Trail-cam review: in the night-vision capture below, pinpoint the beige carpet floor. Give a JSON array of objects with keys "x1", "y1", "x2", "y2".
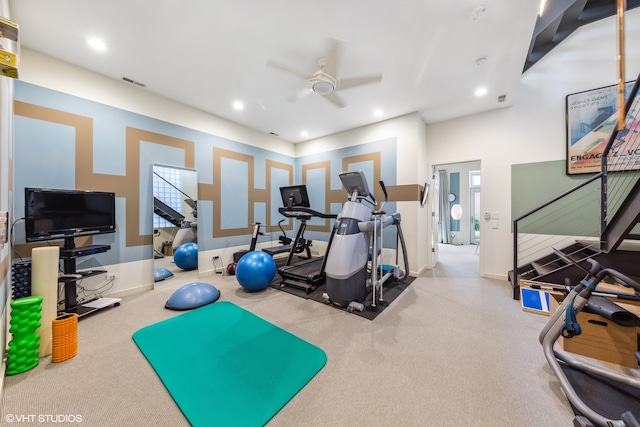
[{"x1": 1, "y1": 244, "x2": 578, "y2": 426}]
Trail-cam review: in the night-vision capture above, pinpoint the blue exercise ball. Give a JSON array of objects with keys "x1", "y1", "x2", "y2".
[
  {"x1": 236, "y1": 251, "x2": 276, "y2": 292},
  {"x1": 174, "y1": 242, "x2": 198, "y2": 271}
]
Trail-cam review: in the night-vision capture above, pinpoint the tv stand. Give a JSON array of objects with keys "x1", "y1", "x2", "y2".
[{"x1": 59, "y1": 241, "x2": 114, "y2": 318}]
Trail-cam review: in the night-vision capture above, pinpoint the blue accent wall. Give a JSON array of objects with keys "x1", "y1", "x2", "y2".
[
  {"x1": 450, "y1": 172, "x2": 460, "y2": 232},
  {"x1": 13, "y1": 81, "x2": 296, "y2": 262},
  {"x1": 296, "y1": 138, "x2": 398, "y2": 246},
  {"x1": 13, "y1": 81, "x2": 402, "y2": 263}
]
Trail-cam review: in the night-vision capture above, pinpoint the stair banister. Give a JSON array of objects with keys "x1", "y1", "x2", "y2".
[{"x1": 512, "y1": 172, "x2": 603, "y2": 299}]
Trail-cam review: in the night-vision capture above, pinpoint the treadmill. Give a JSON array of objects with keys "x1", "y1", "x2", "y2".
[{"x1": 277, "y1": 185, "x2": 337, "y2": 293}]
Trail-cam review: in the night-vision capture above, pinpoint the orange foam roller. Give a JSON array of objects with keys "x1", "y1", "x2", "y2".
[{"x1": 52, "y1": 313, "x2": 78, "y2": 362}]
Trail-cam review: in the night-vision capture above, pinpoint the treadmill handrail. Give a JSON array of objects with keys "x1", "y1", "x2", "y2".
[{"x1": 278, "y1": 206, "x2": 338, "y2": 219}]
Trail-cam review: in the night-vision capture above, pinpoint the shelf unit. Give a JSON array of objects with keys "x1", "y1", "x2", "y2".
[{"x1": 59, "y1": 242, "x2": 112, "y2": 318}]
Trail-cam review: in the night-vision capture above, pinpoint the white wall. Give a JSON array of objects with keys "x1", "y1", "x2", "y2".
[
  {"x1": 2, "y1": 0, "x2": 16, "y2": 397},
  {"x1": 294, "y1": 6, "x2": 640, "y2": 280},
  {"x1": 425, "y1": 9, "x2": 640, "y2": 280},
  {"x1": 19, "y1": 48, "x2": 295, "y2": 157},
  {"x1": 15, "y1": 8, "x2": 640, "y2": 283}
]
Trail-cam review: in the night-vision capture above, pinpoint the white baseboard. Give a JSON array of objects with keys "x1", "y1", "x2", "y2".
[
  {"x1": 105, "y1": 283, "x2": 153, "y2": 298},
  {"x1": 483, "y1": 272, "x2": 508, "y2": 281}
]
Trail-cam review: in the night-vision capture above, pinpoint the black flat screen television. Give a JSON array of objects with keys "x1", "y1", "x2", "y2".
[{"x1": 24, "y1": 188, "x2": 116, "y2": 244}]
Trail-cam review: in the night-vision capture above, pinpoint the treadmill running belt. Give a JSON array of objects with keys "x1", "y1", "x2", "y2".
[{"x1": 278, "y1": 258, "x2": 324, "y2": 282}]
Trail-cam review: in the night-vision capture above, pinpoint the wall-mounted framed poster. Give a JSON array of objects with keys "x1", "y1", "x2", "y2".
[{"x1": 566, "y1": 81, "x2": 635, "y2": 175}]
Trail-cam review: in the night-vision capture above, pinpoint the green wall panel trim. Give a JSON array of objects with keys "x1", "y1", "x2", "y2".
[
  {"x1": 511, "y1": 160, "x2": 592, "y2": 219},
  {"x1": 511, "y1": 160, "x2": 599, "y2": 235}
]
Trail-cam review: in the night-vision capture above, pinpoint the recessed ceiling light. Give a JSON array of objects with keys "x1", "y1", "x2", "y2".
[
  {"x1": 232, "y1": 101, "x2": 244, "y2": 111},
  {"x1": 301, "y1": 130, "x2": 309, "y2": 137},
  {"x1": 475, "y1": 87, "x2": 488, "y2": 97},
  {"x1": 87, "y1": 37, "x2": 107, "y2": 51},
  {"x1": 374, "y1": 109, "x2": 383, "y2": 117}
]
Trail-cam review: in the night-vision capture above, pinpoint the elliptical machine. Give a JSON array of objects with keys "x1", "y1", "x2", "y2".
[
  {"x1": 323, "y1": 170, "x2": 409, "y2": 312},
  {"x1": 540, "y1": 252, "x2": 640, "y2": 427}
]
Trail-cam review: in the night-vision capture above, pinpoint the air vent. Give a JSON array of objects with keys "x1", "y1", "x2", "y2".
[
  {"x1": 269, "y1": 132, "x2": 279, "y2": 137},
  {"x1": 122, "y1": 77, "x2": 146, "y2": 88},
  {"x1": 498, "y1": 94, "x2": 507, "y2": 102}
]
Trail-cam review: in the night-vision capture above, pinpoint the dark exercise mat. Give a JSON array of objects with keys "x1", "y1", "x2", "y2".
[
  {"x1": 560, "y1": 362, "x2": 640, "y2": 421},
  {"x1": 269, "y1": 264, "x2": 414, "y2": 320}
]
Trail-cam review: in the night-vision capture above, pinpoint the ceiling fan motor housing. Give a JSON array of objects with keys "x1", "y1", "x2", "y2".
[{"x1": 310, "y1": 72, "x2": 337, "y2": 95}]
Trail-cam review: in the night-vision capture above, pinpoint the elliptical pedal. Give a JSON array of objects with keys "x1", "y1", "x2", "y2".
[{"x1": 572, "y1": 415, "x2": 594, "y2": 427}]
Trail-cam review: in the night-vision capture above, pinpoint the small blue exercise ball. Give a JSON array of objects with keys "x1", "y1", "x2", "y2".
[
  {"x1": 174, "y1": 242, "x2": 198, "y2": 271},
  {"x1": 236, "y1": 251, "x2": 276, "y2": 292}
]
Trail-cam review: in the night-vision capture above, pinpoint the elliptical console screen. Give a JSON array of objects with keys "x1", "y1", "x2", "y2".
[{"x1": 279, "y1": 185, "x2": 310, "y2": 209}]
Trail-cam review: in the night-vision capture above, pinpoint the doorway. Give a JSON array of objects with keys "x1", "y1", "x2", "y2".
[{"x1": 431, "y1": 160, "x2": 481, "y2": 275}]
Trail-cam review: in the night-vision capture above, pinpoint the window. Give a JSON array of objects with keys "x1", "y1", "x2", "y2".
[
  {"x1": 153, "y1": 166, "x2": 184, "y2": 228},
  {"x1": 470, "y1": 171, "x2": 481, "y2": 188}
]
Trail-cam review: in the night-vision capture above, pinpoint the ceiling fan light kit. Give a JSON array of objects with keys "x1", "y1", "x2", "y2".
[
  {"x1": 310, "y1": 74, "x2": 336, "y2": 95},
  {"x1": 312, "y1": 81, "x2": 334, "y2": 95},
  {"x1": 267, "y1": 38, "x2": 382, "y2": 108}
]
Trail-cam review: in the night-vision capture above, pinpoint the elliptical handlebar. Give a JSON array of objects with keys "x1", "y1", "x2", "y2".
[
  {"x1": 376, "y1": 180, "x2": 388, "y2": 213},
  {"x1": 583, "y1": 258, "x2": 640, "y2": 293},
  {"x1": 355, "y1": 189, "x2": 376, "y2": 207},
  {"x1": 278, "y1": 206, "x2": 338, "y2": 219},
  {"x1": 539, "y1": 255, "x2": 640, "y2": 427}
]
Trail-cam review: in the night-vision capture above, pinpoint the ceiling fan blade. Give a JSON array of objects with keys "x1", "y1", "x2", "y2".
[
  {"x1": 267, "y1": 60, "x2": 313, "y2": 81},
  {"x1": 323, "y1": 92, "x2": 346, "y2": 109},
  {"x1": 287, "y1": 87, "x2": 313, "y2": 103},
  {"x1": 322, "y1": 38, "x2": 344, "y2": 77},
  {"x1": 338, "y1": 74, "x2": 383, "y2": 90}
]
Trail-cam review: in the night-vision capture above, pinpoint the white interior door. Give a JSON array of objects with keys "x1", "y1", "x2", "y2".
[
  {"x1": 431, "y1": 169, "x2": 439, "y2": 267},
  {"x1": 470, "y1": 187, "x2": 480, "y2": 244},
  {"x1": 469, "y1": 170, "x2": 481, "y2": 247}
]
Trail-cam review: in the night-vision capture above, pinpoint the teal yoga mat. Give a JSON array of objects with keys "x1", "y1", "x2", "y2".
[{"x1": 133, "y1": 301, "x2": 326, "y2": 426}]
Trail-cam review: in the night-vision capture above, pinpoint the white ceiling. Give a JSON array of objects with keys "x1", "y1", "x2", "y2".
[{"x1": 8, "y1": 0, "x2": 541, "y2": 143}]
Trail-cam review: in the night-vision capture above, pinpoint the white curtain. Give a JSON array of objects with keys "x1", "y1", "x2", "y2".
[{"x1": 438, "y1": 169, "x2": 451, "y2": 244}]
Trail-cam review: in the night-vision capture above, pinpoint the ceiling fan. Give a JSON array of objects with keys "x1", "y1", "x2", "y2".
[{"x1": 267, "y1": 38, "x2": 383, "y2": 108}]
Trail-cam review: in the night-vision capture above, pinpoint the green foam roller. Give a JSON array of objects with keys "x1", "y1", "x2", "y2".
[{"x1": 6, "y1": 295, "x2": 43, "y2": 376}]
